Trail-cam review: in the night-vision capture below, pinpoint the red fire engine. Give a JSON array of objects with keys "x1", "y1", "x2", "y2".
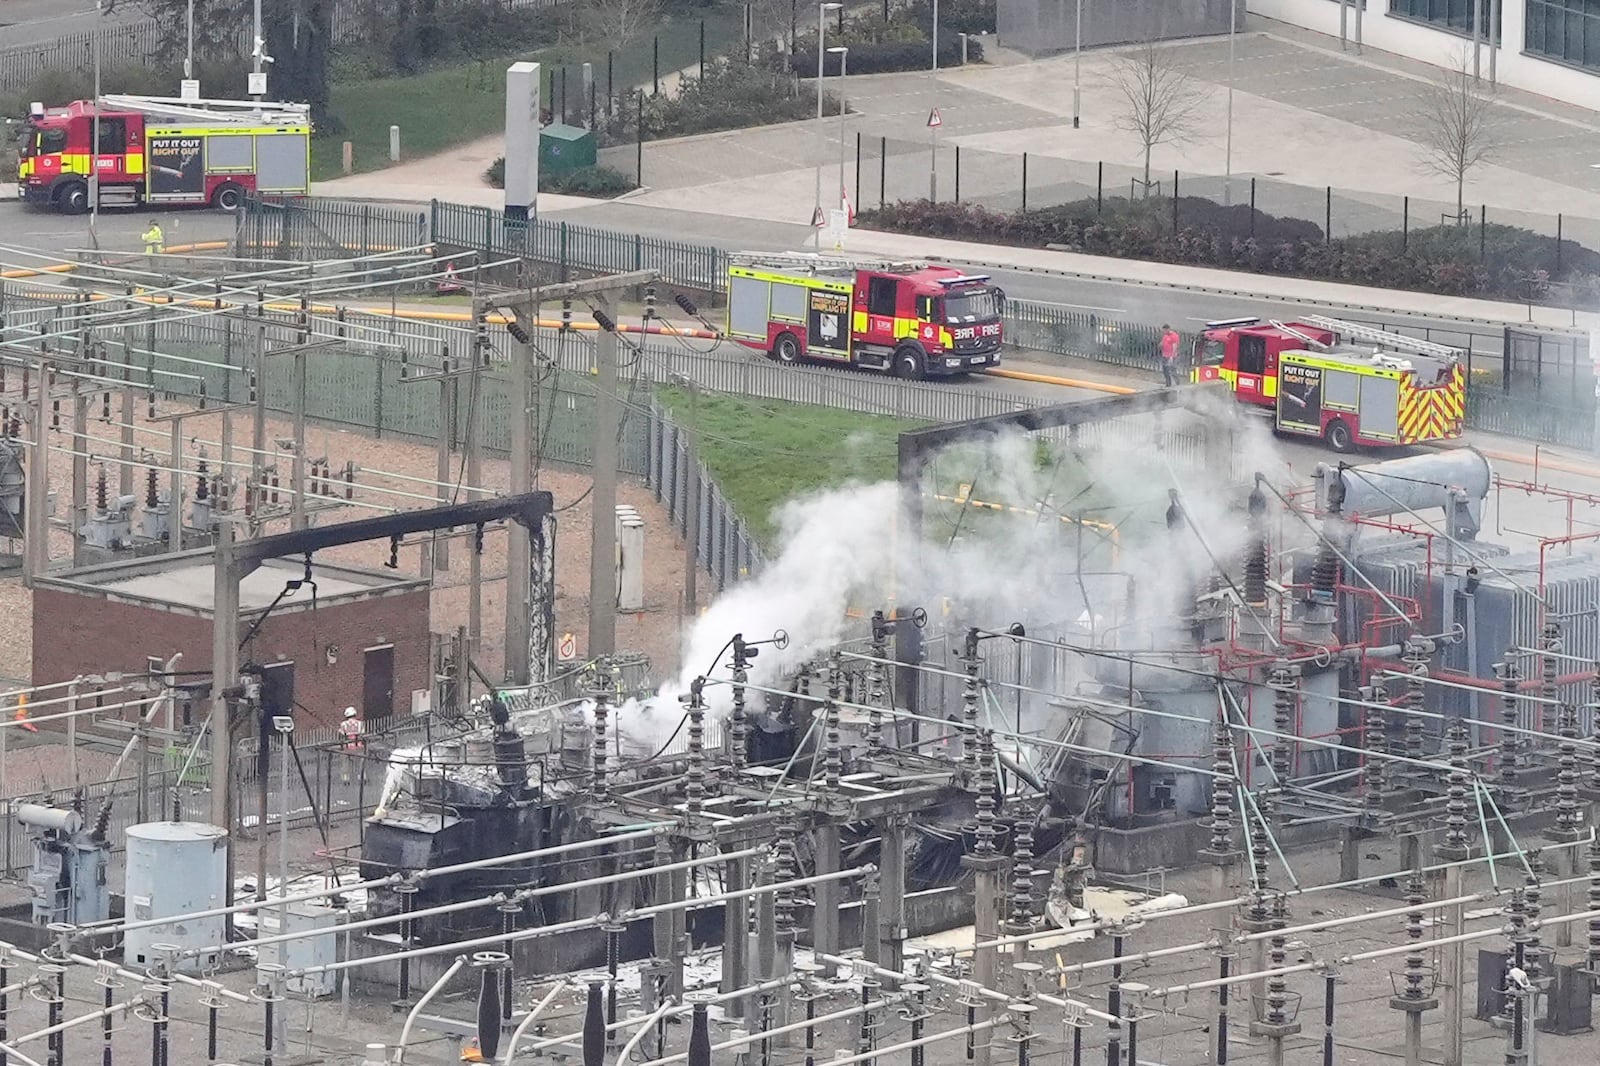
[
  {"x1": 1192, "y1": 314, "x2": 1466, "y2": 451},
  {"x1": 725, "y1": 253, "x2": 1005, "y2": 379},
  {"x1": 16, "y1": 94, "x2": 311, "y2": 214}
]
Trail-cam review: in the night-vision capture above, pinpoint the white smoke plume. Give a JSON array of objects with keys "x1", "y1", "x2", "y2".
[{"x1": 611, "y1": 403, "x2": 1289, "y2": 749}]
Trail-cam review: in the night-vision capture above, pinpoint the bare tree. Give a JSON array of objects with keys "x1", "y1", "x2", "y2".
[
  {"x1": 580, "y1": 0, "x2": 664, "y2": 50},
  {"x1": 1411, "y1": 49, "x2": 1499, "y2": 225},
  {"x1": 1109, "y1": 41, "x2": 1208, "y2": 198}
]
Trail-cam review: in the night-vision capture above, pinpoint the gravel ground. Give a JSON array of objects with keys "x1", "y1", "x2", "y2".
[{"x1": 0, "y1": 392, "x2": 691, "y2": 688}]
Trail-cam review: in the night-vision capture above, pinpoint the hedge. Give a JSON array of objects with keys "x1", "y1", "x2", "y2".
[
  {"x1": 859, "y1": 198, "x2": 1600, "y2": 305},
  {"x1": 485, "y1": 158, "x2": 638, "y2": 198},
  {"x1": 790, "y1": 37, "x2": 980, "y2": 76}
]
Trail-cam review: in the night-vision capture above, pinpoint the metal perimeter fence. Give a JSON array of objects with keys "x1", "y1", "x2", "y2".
[
  {"x1": 237, "y1": 195, "x2": 1598, "y2": 452},
  {"x1": 1, "y1": 282, "x2": 1051, "y2": 585}
]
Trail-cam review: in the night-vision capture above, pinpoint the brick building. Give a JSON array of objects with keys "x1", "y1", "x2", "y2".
[{"x1": 32, "y1": 552, "x2": 431, "y2": 731}]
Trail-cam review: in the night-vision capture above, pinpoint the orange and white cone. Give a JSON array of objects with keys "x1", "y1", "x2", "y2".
[{"x1": 438, "y1": 261, "x2": 465, "y2": 295}]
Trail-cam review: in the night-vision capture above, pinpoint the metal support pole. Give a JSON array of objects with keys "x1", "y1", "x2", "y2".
[
  {"x1": 588, "y1": 291, "x2": 620, "y2": 658},
  {"x1": 504, "y1": 328, "x2": 534, "y2": 684}
]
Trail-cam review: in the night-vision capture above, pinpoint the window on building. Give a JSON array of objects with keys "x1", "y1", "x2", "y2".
[
  {"x1": 1526, "y1": 0, "x2": 1600, "y2": 72},
  {"x1": 1388, "y1": 0, "x2": 1502, "y2": 43}
]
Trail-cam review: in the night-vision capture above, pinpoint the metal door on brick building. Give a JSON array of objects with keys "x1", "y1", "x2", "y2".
[{"x1": 362, "y1": 645, "x2": 394, "y2": 725}]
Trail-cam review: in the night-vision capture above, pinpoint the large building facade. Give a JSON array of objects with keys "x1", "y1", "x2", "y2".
[{"x1": 1252, "y1": 0, "x2": 1600, "y2": 106}]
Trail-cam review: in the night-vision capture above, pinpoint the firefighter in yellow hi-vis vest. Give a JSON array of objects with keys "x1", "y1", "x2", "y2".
[
  {"x1": 142, "y1": 219, "x2": 164, "y2": 255},
  {"x1": 14, "y1": 692, "x2": 36, "y2": 733}
]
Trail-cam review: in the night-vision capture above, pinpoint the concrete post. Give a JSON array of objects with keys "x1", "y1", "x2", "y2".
[
  {"x1": 1436, "y1": 848, "x2": 1467, "y2": 1066},
  {"x1": 878, "y1": 816, "x2": 906, "y2": 972},
  {"x1": 722, "y1": 853, "x2": 751, "y2": 1019},
  {"x1": 813, "y1": 824, "x2": 841, "y2": 959},
  {"x1": 964, "y1": 855, "x2": 1004, "y2": 1066},
  {"x1": 209, "y1": 516, "x2": 239, "y2": 925},
  {"x1": 504, "y1": 328, "x2": 534, "y2": 684},
  {"x1": 70, "y1": 386, "x2": 87, "y2": 568}
]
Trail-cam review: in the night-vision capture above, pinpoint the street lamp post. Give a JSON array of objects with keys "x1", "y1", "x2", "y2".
[
  {"x1": 1072, "y1": 0, "x2": 1082, "y2": 129},
  {"x1": 932, "y1": 0, "x2": 940, "y2": 71},
  {"x1": 830, "y1": 46, "x2": 848, "y2": 226},
  {"x1": 185, "y1": 0, "x2": 195, "y2": 80},
  {"x1": 90, "y1": 0, "x2": 102, "y2": 236},
  {"x1": 814, "y1": 2, "x2": 842, "y2": 249},
  {"x1": 1224, "y1": 0, "x2": 1237, "y2": 205}
]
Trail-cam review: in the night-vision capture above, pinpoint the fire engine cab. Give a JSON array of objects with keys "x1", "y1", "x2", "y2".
[
  {"x1": 16, "y1": 94, "x2": 311, "y2": 214},
  {"x1": 726, "y1": 252, "x2": 1005, "y2": 379},
  {"x1": 1193, "y1": 315, "x2": 1466, "y2": 452}
]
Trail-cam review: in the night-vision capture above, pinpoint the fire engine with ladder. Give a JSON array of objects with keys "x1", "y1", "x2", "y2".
[
  {"x1": 16, "y1": 94, "x2": 311, "y2": 214},
  {"x1": 725, "y1": 252, "x2": 1006, "y2": 379},
  {"x1": 1192, "y1": 314, "x2": 1466, "y2": 451}
]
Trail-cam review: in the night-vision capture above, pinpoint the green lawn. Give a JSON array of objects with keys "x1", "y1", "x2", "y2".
[
  {"x1": 655, "y1": 387, "x2": 928, "y2": 544},
  {"x1": 315, "y1": 15, "x2": 744, "y2": 182}
]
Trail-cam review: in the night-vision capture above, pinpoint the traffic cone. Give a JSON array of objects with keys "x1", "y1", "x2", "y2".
[
  {"x1": 14, "y1": 693, "x2": 36, "y2": 733},
  {"x1": 438, "y1": 261, "x2": 464, "y2": 295}
]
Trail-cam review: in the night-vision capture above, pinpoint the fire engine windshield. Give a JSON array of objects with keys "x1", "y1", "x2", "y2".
[
  {"x1": 944, "y1": 288, "x2": 1001, "y2": 322},
  {"x1": 18, "y1": 124, "x2": 64, "y2": 158},
  {"x1": 1196, "y1": 337, "x2": 1227, "y2": 365}
]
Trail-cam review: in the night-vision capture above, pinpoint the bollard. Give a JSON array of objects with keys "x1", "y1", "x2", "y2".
[
  {"x1": 342, "y1": 141, "x2": 353, "y2": 174},
  {"x1": 474, "y1": 952, "x2": 508, "y2": 1061},
  {"x1": 688, "y1": 1001, "x2": 712, "y2": 1066},
  {"x1": 389, "y1": 125, "x2": 400, "y2": 163}
]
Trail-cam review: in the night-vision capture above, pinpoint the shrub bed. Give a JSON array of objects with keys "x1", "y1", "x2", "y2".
[
  {"x1": 594, "y1": 58, "x2": 836, "y2": 146},
  {"x1": 486, "y1": 158, "x2": 638, "y2": 197},
  {"x1": 787, "y1": 4, "x2": 983, "y2": 76},
  {"x1": 859, "y1": 198, "x2": 1600, "y2": 304}
]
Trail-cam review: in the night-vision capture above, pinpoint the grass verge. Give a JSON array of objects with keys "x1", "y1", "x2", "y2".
[
  {"x1": 654, "y1": 387, "x2": 927, "y2": 544},
  {"x1": 317, "y1": 14, "x2": 742, "y2": 182}
]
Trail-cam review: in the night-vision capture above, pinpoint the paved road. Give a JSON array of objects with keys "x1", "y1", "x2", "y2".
[{"x1": 0, "y1": 0, "x2": 145, "y2": 50}]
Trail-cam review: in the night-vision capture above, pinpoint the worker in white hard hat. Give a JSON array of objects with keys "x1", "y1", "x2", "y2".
[{"x1": 338, "y1": 706, "x2": 363, "y2": 784}]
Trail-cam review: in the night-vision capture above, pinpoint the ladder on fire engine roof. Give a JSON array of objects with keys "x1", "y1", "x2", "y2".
[
  {"x1": 1269, "y1": 319, "x2": 1332, "y2": 351},
  {"x1": 729, "y1": 251, "x2": 928, "y2": 275},
  {"x1": 1302, "y1": 314, "x2": 1462, "y2": 361},
  {"x1": 97, "y1": 94, "x2": 311, "y2": 127}
]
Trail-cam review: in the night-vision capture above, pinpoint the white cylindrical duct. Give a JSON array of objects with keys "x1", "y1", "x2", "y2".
[{"x1": 1316, "y1": 446, "x2": 1491, "y2": 537}]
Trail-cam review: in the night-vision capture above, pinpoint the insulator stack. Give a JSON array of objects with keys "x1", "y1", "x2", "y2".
[
  {"x1": 1502, "y1": 887, "x2": 1529, "y2": 1009},
  {"x1": 1010, "y1": 816, "x2": 1035, "y2": 928},
  {"x1": 101, "y1": 391, "x2": 111, "y2": 422},
  {"x1": 643, "y1": 285, "x2": 657, "y2": 323},
  {"x1": 1590, "y1": 659, "x2": 1600, "y2": 793},
  {"x1": 1269, "y1": 663, "x2": 1297, "y2": 786},
  {"x1": 1362, "y1": 686, "x2": 1387, "y2": 807},
  {"x1": 960, "y1": 640, "x2": 981, "y2": 777},
  {"x1": 1266, "y1": 895, "x2": 1291, "y2": 1024},
  {"x1": 729, "y1": 645, "x2": 750, "y2": 771},
  {"x1": 1244, "y1": 478, "x2": 1269, "y2": 609},
  {"x1": 974, "y1": 729, "x2": 998, "y2": 858},
  {"x1": 1497, "y1": 658, "x2": 1524, "y2": 803},
  {"x1": 94, "y1": 466, "x2": 108, "y2": 512},
  {"x1": 195, "y1": 452, "x2": 209, "y2": 502},
  {"x1": 866, "y1": 615, "x2": 888, "y2": 751},
  {"x1": 773, "y1": 815, "x2": 800, "y2": 934},
  {"x1": 1401, "y1": 638, "x2": 1431, "y2": 767},
  {"x1": 684, "y1": 682, "x2": 706, "y2": 820},
  {"x1": 1443, "y1": 714, "x2": 1471, "y2": 852},
  {"x1": 1402, "y1": 871, "x2": 1427, "y2": 1000},
  {"x1": 1557, "y1": 694, "x2": 1581, "y2": 837},
  {"x1": 1248, "y1": 795, "x2": 1272, "y2": 924},
  {"x1": 50, "y1": 399, "x2": 59, "y2": 431},
  {"x1": 1587, "y1": 832, "x2": 1600, "y2": 981},
  {"x1": 270, "y1": 471, "x2": 280, "y2": 504},
  {"x1": 145, "y1": 468, "x2": 159, "y2": 509},
  {"x1": 1525, "y1": 851, "x2": 1545, "y2": 968},
  {"x1": 345, "y1": 462, "x2": 355, "y2": 500},
  {"x1": 1309, "y1": 541, "x2": 1339, "y2": 604},
  {"x1": 1207, "y1": 713, "x2": 1234, "y2": 853},
  {"x1": 822, "y1": 672, "x2": 843, "y2": 793},
  {"x1": 592, "y1": 681, "x2": 610, "y2": 799}
]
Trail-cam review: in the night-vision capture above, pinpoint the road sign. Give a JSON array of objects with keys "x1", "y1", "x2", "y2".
[
  {"x1": 927, "y1": 108, "x2": 942, "y2": 128},
  {"x1": 811, "y1": 205, "x2": 826, "y2": 228},
  {"x1": 558, "y1": 633, "x2": 577, "y2": 661}
]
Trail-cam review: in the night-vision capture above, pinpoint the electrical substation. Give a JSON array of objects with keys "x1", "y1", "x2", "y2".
[{"x1": 0, "y1": 237, "x2": 1597, "y2": 1066}]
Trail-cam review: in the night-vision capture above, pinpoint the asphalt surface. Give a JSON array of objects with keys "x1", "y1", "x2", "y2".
[{"x1": 0, "y1": 0, "x2": 145, "y2": 50}]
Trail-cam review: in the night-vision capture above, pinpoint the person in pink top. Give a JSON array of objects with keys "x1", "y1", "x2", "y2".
[{"x1": 1159, "y1": 324, "x2": 1182, "y2": 387}]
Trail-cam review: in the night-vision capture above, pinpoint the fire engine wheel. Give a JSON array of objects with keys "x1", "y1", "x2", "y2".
[
  {"x1": 892, "y1": 345, "x2": 926, "y2": 381},
  {"x1": 212, "y1": 183, "x2": 245, "y2": 212},
  {"x1": 772, "y1": 332, "x2": 801, "y2": 364},
  {"x1": 1324, "y1": 418, "x2": 1355, "y2": 453},
  {"x1": 56, "y1": 182, "x2": 89, "y2": 215}
]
